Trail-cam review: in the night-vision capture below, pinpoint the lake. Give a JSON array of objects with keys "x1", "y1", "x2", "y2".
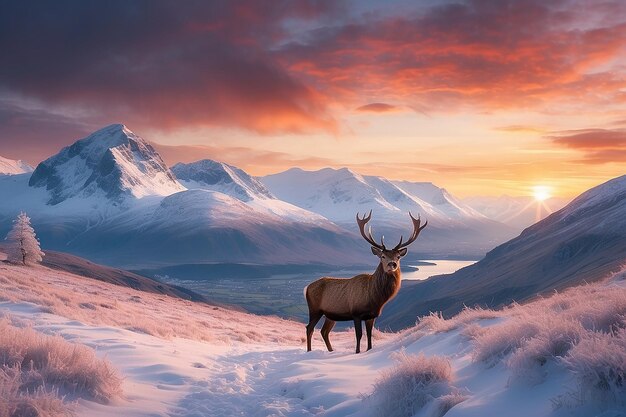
[
  {"x1": 402, "y1": 259, "x2": 476, "y2": 280},
  {"x1": 158, "y1": 259, "x2": 476, "y2": 322}
]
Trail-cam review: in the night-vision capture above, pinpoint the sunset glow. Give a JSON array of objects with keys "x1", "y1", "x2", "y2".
[
  {"x1": 0, "y1": 0, "x2": 624, "y2": 198},
  {"x1": 532, "y1": 186, "x2": 552, "y2": 202}
]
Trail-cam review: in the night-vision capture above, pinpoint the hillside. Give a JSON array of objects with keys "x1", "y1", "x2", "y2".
[
  {"x1": 1, "y1": 254, "x2": 624, "y2": 416},
  {"x1": 380, "y1": 175, "x2": 626, "y2": 330},
  {"x1": 31, "y1": 246, "x2": 207, "y2": 302}
]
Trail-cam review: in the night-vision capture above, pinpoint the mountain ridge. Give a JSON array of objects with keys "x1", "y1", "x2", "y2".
[{"x1": 379, "y1": 174, "x2": 626, "y2": 330}]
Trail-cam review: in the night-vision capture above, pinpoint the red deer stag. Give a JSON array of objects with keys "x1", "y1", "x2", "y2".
[{"x1": 304, "y1": 211, "x2": 427, "y2": 353}]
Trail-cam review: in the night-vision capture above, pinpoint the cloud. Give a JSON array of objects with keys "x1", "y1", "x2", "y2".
[
  {"x1": 0, "y1": 101, "x2": 94, "y2": 164},
  {"x1": 151, "y1": 143, "x2": 335, "y2": 174},
  {"x1": 549, "y1": 129, "x2": 626, "y2": 149},
  {"x1": 575, "y1": 149, "x2": 626, "y2": 164},
  {"x1": 355, "y1": 103, "x2": 400, "y2": 113},
  {"x1": 0, "y1": 1, "x2": 342, "y2": 135},
  {"x1": 279, "y1": 0, "x2": 626, "y2": 112},
  {"x1": 548, "y1": 128, "x2": 626, "y2": 164},
  {"x1": 494, "y1": 125, "x2": 546, "y2": 134}
]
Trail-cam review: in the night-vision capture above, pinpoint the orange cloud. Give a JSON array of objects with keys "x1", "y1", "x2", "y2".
[
  {"x1": 279, "y1": 1, "x2": 626, "y2": 112},
  {"x1": 355, "y1": 103, "x2": 400, "y2": 113},
  {"x1": 548, "y1": 128, "x2": 626, "y2": 164}
]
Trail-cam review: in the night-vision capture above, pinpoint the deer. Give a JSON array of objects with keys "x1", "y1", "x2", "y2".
[{"x1": 304, "y1": 211, "x2": 427, "y2": 353}]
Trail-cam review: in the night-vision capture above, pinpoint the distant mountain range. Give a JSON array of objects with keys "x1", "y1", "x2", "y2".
[
  {"x1": 379, "y1": 174, "x2": 626, "y2": 330},
  {"x1": 0, "y1": 155, "x2": 33, "y2": 175},
  {"x1": 464, "y1": 195, "x2": 569, "y2": 229},
  {"x1": 261, "y1": 168, "x2": 515, "y2": 258}
]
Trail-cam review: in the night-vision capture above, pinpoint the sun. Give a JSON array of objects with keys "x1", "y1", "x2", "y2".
[{"x1": 532, "y1": 185, "x2": 552, "y2": 202}]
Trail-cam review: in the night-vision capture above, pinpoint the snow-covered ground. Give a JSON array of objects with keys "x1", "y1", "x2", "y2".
[{"x1": 1, "y1": 258, "x2": 625, "y2": 417}]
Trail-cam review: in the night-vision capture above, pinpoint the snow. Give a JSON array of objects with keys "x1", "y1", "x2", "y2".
[
  {"x1": 28, "y1": 124, "x2": 185, "y2": 205},
  {"x1": 261, "y1": 168, "x2": 439, "y2": 225},
  {"x1": 0, "y1": 155, "x2": 33, "y2": 175},
  {"x1": 173, "y1": 159, "x2": 274, "y2": 202},
  {"x1": 173, "y1": 161, "x2": 334, "y2": 225},
  {"x1": 261, "y1": 168, "x2": 492, "y2": 226},
  {"x1": 1, "y1": 256, "x2": 624, "y2": 417}
]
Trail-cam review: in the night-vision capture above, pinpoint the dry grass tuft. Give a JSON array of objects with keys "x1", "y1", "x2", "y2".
[{"x1": 0, "y1": 318, "x2": 122, "y2": 416}]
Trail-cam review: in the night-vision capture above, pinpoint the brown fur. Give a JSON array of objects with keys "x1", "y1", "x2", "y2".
[
  {"x1": 305, "y1": 211, "x2": 426, "y2": 353},
  {"x1": 305, "y1": 261, "x2": 402, "y2": 353}
]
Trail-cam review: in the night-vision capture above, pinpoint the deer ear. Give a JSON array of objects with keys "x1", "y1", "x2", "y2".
[
  {"x1": 371, "y1": 246, "x2": 383, "y2": 257},
  {"x1": 398, "y1": 248, "x2": 408, "y2": 257}
]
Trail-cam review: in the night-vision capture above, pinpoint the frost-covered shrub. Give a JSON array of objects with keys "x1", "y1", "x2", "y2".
[
  {"x1": 507, "y1": 317, "x2": 585, "y2": 381},
  {"x1": 472, "y1": 316, "x2": 541, "y2": 365},
  {"x1": 0, "y1": 366, "x2": 71, "y2": 417},
  {"x1": 0, "y1": 318, "x2": 122, "y2": 415},
  {"x1": 560, "y1": 329, "x2": 626, "y2": 406},
  {"x1": 372, "y1": 351, "x2": 461, "y2": 417},
  {"x1": 416, "y1": 307, "x2": 501, "y2": 334}
]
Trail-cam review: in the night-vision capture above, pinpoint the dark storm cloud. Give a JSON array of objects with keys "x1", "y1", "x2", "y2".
[
  {"x1": 0, "y1": 0, "x2": 342, "y2": 134},
  {"x1": 0, "y1": 101, "x2": 93, "y2": 163}
]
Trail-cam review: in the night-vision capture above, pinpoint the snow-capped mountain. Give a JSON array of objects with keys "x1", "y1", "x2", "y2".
[
  {"x1": 0, "y1": 125, "x2": 369, "y2": 268},
  {"x1": 172, "y1": 159, "x2": 273, "y2": 202},
  {"x1": 0, "y1": 155, "x2": 33, "y2": 175},
  {"x1": 29, "y1": 124, "x2": 185, "y2": 205},
  {"x1": 380, "y1": 174, "x2": 626, "y2": 330},
  {"x1": 261, "y1": 167, "x2": 439, "y2": 223},
  {"x1": 393, "y1": 180, "x2": 485, "y2": 219},
  {"x1": 464, "y1": 195, "x2": 569, "y2": 229},
  {"x1": 64, "y1": 188, "x2": 367, "y2": 267},
  {"x1": 261, "y1": 167, "x2": 515, "y2": 258},
  {"x1": 171, "y1": 159, "x2": 334, "y2": 224}
]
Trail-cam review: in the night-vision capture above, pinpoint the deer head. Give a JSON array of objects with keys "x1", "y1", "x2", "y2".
[{"x1": 356, "y1": 211, "x2": 428, "y2": 273}]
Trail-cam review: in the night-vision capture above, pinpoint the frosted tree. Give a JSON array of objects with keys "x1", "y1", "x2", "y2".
[{"x1": 4, "y1": 212, "x2": 45, "y2": 265}]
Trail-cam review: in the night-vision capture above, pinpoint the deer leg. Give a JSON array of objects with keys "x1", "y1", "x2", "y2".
[
  {"x1": 354, "y1": 319, "x2": 363, "y2": 354},
  {"x1": 365, "y1": 319, "x2": 375, "y2": 351},
  {"x1": 320, "y1": 318, "x2": 336, "y2": 352},
  {"x1": 306, "y1": 312, "x2": 322, "y2": 352}
]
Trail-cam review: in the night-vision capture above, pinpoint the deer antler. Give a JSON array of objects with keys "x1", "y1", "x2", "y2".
[
  {"x1": 356, "y1": 210, "x2": 386, "y2": 250},
  {"x1": 393, "y1": 212, "x2": 428, "y2": 250}
]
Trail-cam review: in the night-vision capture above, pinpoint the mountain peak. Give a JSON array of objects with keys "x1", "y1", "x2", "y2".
[
  {"x1": 0, "y1": 155, "x2": 34, "y2": 175},
  {"x1": 29, "y1": 125, "x2": 185, "y2": 205},
  {"x1": 171, "y1": 159, "x2": 273, "y2": 202}
]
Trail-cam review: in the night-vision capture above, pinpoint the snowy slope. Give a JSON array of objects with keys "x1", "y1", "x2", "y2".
[
  {"x1": 0, "y1": 155, "x2": 33, "y2": 175},
  {"x1": 381, "y1": 174, "x2": 626, "y2": 330},
  {"x1": 172, "y1": 159, "x2": 273, "y2": 201},
  {"x1": 29, "y1": 124, "x2": 185, "y2": 205},
  {"x1": 464, "y1": 195, "x2": 569, "y2": 230},
  {"x1": 1, "y1": 252, "x2": 624, "y2": 417},
  {"x1": 63, "y1": 189, "x2": 367, "y2": 268},
  {"x1": 393, "y1": 180, "x2": 486, "y2": 220},
  {"x1": 172, "y1": 159, "x2": 330, "y2": 224},
  {"x1": 261, "y1": 167, "x2": 440, "y2": 224}
]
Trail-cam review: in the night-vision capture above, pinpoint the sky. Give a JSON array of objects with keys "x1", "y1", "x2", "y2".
[{"x1": 0, "y1": 0, "x2": 624, "y2": 197}]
